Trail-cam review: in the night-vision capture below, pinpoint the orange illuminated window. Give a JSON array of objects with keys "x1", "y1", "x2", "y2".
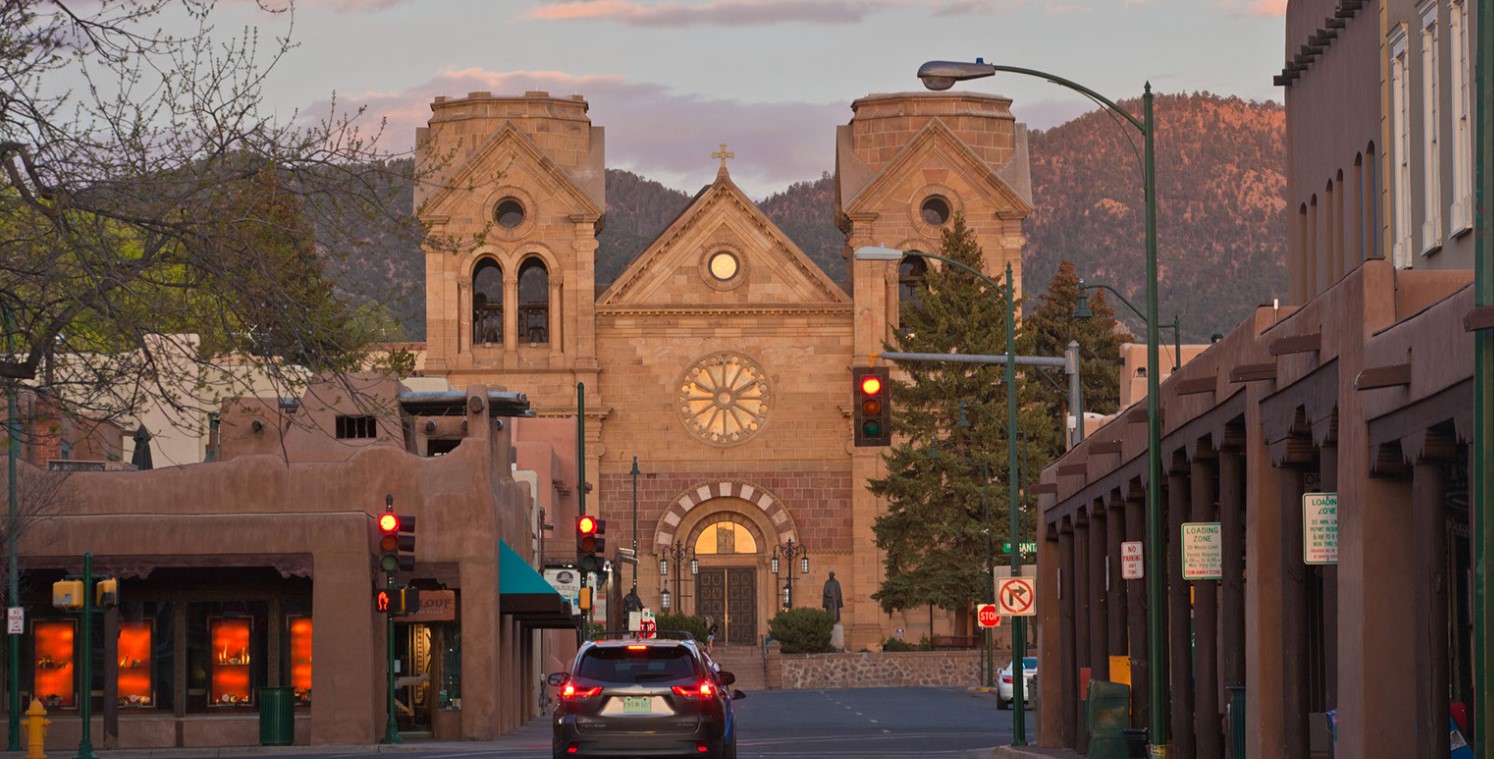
[
  {"x1": 289, "y1": 617, "x2": 312, "y2": 705},
  {"x1": 117, "y1": 621, "x2": 152, "y2": 707},
  {"x1": 209, "y1": 618, "x2": 252, "y2": 706},
  {"x1": 34, "y1": 620, "x2": 75, "y2": 709}
]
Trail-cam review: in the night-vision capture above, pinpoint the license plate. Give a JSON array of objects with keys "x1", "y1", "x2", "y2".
[{"x1": 622, "y1": 696, "x2": 651, "y2": 714}]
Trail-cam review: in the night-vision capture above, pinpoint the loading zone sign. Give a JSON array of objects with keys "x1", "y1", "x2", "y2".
[
  {"x1": 996, "y1": 577, "x2": 1037, "y2": 617},
  {"x1": 1303, "y1": 493, "x2": 1338, "y2": 565},
  {"x1": 1181, "y1": 522, "x2": 1222, "y2": 580}
]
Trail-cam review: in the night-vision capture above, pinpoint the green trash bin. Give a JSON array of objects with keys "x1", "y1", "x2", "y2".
[
  {"x1": 1085, "y1": 680, "x2": 1132, "y2": 759},
  {"x1": 259, "y1": 687, "x2": 294, "y2": 746}
]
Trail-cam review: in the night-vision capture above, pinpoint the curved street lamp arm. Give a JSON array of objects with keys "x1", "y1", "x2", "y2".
[{"x1": 987, "y1": 65, "x2": 1147, "y2": 134}]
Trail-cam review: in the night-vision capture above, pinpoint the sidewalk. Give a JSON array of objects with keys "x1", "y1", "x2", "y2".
[{"x1": 992, "y1": 745, "x2": 1085, "y2": 759}]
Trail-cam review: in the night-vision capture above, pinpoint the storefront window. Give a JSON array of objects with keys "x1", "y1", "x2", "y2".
[
  {"x1": 33, "y1": 620, "x2": 76, "y2": 709},
  {"x1": 209, "y1": 617, "x2": 253, "y2": 706},
  {"x1": 288, "y1": 616, "x2": 312, "y2": 705},
  {"x1": 118, "y1": 620, "x2": 153, "y2": 707}
]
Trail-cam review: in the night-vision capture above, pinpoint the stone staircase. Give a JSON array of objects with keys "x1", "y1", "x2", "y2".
[{"x1": 709, "y1": 645, "x2": 769, "y2": 691}]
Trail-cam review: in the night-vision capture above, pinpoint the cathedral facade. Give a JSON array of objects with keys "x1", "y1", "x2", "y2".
[{"x1": 417, "y1": 88, "x2": 1032, "y2": 651}]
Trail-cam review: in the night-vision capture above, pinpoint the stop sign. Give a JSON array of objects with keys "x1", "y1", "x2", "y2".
[{"x1": 976, "y1": 603, "x2": 1001, "y2": 628}]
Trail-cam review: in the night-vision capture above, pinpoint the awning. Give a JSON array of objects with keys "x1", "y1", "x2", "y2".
[{"x1": 499, "y1": 540, "x2": 574, "y2": 628}]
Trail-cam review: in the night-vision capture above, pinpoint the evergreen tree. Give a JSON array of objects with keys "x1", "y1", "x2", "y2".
[
  {"x1": 868, "y1": 214, "x2": 1037, "y2": 614},
  {"x1": 1021, "y1": 260, "x2": 1134, "y2": 467}
]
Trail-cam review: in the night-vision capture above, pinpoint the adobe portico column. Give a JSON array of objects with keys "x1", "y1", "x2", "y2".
[
  {"x1": 1218, "y1": 447, "x2": 1246, "y2": 693},
  {"x1": 1073, "y1": 515, "x2": 1092, "y2": 754},
  {"x1": 1087, "y1": 503, "x2": 1109, "y2": 683},
  {"x1": 1124, "y1": 486, "x2": 1149, "y2": 730},
  {"x1": 1105, "y1": 492, "x2": 1127, "y2": 678},
  {"x1": 1278, "y1": 465, "x2": 1309, "y2": 759},
  {"x1": 1166, "y1": 465, "x2": 1195, "y2": 759},
  {"x1": 1191, "y1": 451, "x2": 1222, "y2": 758},
  {"x1": 1412, "y1": 457, "x2": 1448, "y2": 759},
  {"x1": 1058, "y1": 519, "x2": 1078, "y2": 748}
]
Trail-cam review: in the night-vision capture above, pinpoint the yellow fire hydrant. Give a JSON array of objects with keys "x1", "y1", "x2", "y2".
[{"x1": 23, "y1": 697, "x2": 50, "y2": 759}]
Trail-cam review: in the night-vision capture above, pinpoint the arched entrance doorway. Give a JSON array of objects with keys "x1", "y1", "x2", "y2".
[{"x1": 690, "y1": 517, "x2": 759, "y2": 647}]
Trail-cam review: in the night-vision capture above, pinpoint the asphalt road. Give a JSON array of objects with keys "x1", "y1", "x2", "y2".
[{"x1": 196, "y1": 687, "x2": 1033, "y2": 759}]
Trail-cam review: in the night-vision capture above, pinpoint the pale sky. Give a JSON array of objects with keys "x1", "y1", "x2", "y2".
[{"x1": 212, "y1": 0, "x2": 1288, "y2": 198}]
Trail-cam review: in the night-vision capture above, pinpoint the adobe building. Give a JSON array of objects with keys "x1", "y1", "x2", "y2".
[
  {"x1": 1034, "y1": 1, "x2": 1487, "y2": 758},
  {"x1": 414, "y1": 89, "x2": 1032, "y2": 652},
  {"x1": 2, "y1": 373, "x2": 578, "y2": 750}
]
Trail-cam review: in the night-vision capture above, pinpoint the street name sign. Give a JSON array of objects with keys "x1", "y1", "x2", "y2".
[
  {"x1": 1181, "y1": 522, "x2": 1222, "y2": 580},
  {"x1": 1303, "y1": 493, "x2": 1338, "y2": 565},
  {"x1": 1120, "y1": 541, "x2": 1144, "y2": 580}
]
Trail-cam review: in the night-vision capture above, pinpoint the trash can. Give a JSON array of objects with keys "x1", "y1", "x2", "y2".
[
  {"x1": 258, "y1": 687, "x2": 294, "y2": 746},
  {"x1": 1085, "y1": 680, "x2": 1131, "y2": 759}
]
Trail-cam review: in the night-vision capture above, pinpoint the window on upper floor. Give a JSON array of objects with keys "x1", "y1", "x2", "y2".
[
  {"x1": 472, "y1": 259, "x2": 503, "y2": 345},
  {"x1": 898, "y1": 254, "x2": 928, "y2": 309},
  {"x1": 1419, "y1": 3, "x2": 1442, "y2": 255},
  {"x1": 1449, "y1": 0, "x2": 1473, "y2": 234},
  {"x1": 1389, "y1": 28, "x2": 1413, "y2": 268},
  {"x1": 517, "y1": 257, "x2": 549, "y2": 345},
  {"x1": 335, "y1": 415, "x2": 377, "y2": 440}
]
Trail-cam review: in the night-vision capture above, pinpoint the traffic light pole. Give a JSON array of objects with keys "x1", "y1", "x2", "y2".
[
  {"x1": 75, "y1": 552, "x2": 96, "y2": 759},
  {"x1": 381, "y1": 575, "x2": 399, "y2": 745}
]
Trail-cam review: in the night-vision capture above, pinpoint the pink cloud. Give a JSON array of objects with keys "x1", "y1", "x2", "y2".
[
  {"x1": 526, "y1": 0, "x2": 877, "y2": 26},
  {"x1": 297, "y1": 68, "x2": 848, "y2": 197},
  {"x1": 1218, "y1": 0, "x2": 1285, "y2": 17}
]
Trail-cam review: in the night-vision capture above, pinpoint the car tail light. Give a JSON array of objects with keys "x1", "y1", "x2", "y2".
[
  {"x1": 627, "y1": 644, "x2": 647, "y2": 651},
  {"x1": 672, "y1": 682, "x2": 715, "y2": 699},
  {"x1": 1002, "y1": 675, "x2": 1013, "y2": 684},
  {"x1": 561, "y1": 683, "x2": 603, "y2": 699}
]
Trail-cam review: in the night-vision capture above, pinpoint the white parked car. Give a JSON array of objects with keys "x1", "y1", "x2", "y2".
[{"x1": 997, "y1": 656, "x2": 1037, "y2": 710}]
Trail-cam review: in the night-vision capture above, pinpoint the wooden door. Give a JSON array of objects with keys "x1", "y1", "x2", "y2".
[{"x1": 696, "y1": 568, "x2": 757, "y2": 646}]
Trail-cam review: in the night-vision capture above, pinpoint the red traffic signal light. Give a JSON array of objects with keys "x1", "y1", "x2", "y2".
[
  {"x1": 853, "y1": 367, "x2": 891, "y2": 447},
  {"x1": 577, "y1": 516, "x2": 606, "y2": 573},
  {"x1": 376, "y1": 509, "x2": 416, "y2": 574}
]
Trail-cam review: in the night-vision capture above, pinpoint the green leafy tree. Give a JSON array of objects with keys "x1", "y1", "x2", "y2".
[
  {"x1": 868, "y1": 214, "x2": 1041, "y2": 616},
  {"x1": 1021, "y1": 260, "x2": 1135, "y2": 466}
]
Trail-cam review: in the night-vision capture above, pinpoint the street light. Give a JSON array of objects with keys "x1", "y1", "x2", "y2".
[
  {"x1": 771, "y1": 538, "x2": 809, "y2": 608},
  {"x1": 914, "y1": 56, "x2": 1162, "y2": 750},
  {"x1": 659, "y1": 542, "x2": 697, "y2": 616},
  {"x1": 1074, "y1": 279, "x2": 1182, "y2": 371}
]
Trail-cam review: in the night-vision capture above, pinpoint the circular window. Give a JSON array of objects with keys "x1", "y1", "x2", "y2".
[
  {"x1": 921, "y1": 196, "x2": 951, "y2": 226},
  {"x1": 677, "y1": 352, "x2": 771, "y2": 445},
  {"x1": 708, "y1": 251, "x2": 739, "y2": 281},
  {"x1": 495, "y1": 198, "x2": 526, "y2": 229}
]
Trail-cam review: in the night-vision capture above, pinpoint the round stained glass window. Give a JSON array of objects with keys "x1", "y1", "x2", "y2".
[
  {"x1": 677, "y1": 352, "x2": 770, "y2": 445},
  {"x1": 708, "y1": 251, "x2": 740, "y2": 281},
  {"x1": 495, "y1": 198, "x2": 526, "y2": 229},
  {"x1": 921, "y1": 196, "x2": 951, "y2": 226}
]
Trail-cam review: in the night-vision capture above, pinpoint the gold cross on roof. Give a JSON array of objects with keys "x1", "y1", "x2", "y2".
[{"x1": 712, "y1": 143, "x2": 735, "y2": 173}]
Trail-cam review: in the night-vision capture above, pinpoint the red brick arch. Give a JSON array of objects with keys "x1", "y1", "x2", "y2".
[{"x1": 653, "y1": 480, "x2": 798, "y2": 550}]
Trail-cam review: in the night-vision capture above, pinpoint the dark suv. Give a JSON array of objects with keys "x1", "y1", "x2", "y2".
[{"x1": 548, "y1": 632, "x2": 745, "y2": 758}]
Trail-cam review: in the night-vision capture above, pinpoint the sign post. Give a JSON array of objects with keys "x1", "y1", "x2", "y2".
[{"x1": 1303, "y1": 493, "x2": 1339, "y2": 565}]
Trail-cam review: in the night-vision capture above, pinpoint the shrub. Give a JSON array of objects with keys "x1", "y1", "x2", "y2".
[
  {"x1": 881, "y1": 636, "x2": 918, "y2": 652},
  {"x1": 654, "y1": 613, "x2": 709, "y2": 642},
  {"x1": 767, "y1": 608, "x2": 835, "y2": 653}
]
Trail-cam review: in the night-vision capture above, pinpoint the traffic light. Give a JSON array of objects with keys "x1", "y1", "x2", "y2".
[
  {"x1": 374, "y1": 586, "x2": 421, "y2": 615},
  {"x1": 376, "y1": 506, "x2": 416, "y2": 575},
  {"x1": 577, "y1": 515, "x2": 606, "y2": 574},
  {"x1": 853, "y1": 366, "x2": 891, "y2": 447}
]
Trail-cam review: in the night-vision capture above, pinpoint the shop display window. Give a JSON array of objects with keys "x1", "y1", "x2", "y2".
[
  {"x1": 118, "y1": 620, "x2": 153, "y2": 707},
  {"x1": 209, "y1": 617, "x2": 252, "y2": 706},
  {"x1": 33, "y1": 620, "x2": 75, "y2": 709},
  {"x1": 288, "y1": 616, "x2": 311, "y2": 705}
]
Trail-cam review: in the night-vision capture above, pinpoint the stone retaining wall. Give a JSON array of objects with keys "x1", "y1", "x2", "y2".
[{"x1": 774, "y1": 649, "x2": 1011, "y2": 689}]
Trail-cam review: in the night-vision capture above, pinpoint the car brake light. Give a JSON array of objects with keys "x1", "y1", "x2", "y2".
[
  {"x1": 672, "y1": 682, "x2": 715, "y2": 698},
  {"x1": 1002, "y1": 675, "x2": 1013, "y2": 684},
  {"x1": 561, "y1": 683, "x2": 602, "y2": 699},
  {"x1": 627, "y1": 644, "x2": 647, "y2": 651}
]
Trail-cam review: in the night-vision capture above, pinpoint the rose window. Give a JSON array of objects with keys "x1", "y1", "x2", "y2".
[{"x1": 677, "y1": 352, "x2": 770, "y2": 444}]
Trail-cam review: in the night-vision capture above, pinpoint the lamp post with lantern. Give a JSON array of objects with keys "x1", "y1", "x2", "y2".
[
  {"x1": 659, "y1": 542, "x2": 696, "y2": 616},
  {"x1": 772, "y1": 538, "x2": 809, "y2": 608}
]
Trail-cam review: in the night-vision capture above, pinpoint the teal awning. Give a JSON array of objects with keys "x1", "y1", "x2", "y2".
[{"x1": 499, "y1": 540, "x2": 573, "y2": 628}]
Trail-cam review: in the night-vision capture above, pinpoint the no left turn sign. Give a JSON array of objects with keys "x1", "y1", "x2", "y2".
[{"x1": 996, "y1": 577, "x2": 1037, "y2": 616}]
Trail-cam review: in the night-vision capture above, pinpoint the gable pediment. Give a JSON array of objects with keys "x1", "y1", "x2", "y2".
[
  {"x1": 418, "y1": 121, "x2": 601, "y2": 221},
  {"x1": 597, "y1": 173, "x2": 849, "y2": 309},
  {"x1": 841, "y1": 117, "x2": 1032, "y2": 219}
]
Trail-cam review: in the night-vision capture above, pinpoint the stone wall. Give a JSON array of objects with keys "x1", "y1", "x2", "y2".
[{"x1": 774, "y1": 649, "x2": 1010, "y2": 690}]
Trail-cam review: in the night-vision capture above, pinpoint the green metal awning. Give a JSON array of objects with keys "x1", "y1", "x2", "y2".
[{"x1": 499, "y1": 540, "x2": 573, "y2": 628}]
